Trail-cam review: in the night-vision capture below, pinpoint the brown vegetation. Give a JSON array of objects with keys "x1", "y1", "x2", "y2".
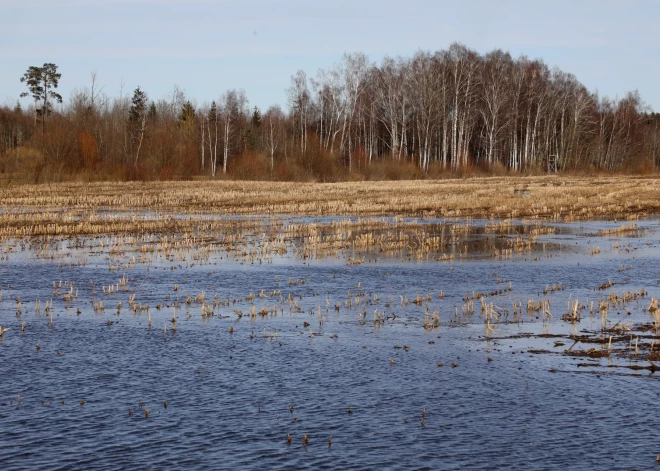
[
  {"x1": 0, "y1": 176, "x2": 658, "y2": 221},
  {"x1": 4, "y1": 46, "x2": 660, "y2": 182}
]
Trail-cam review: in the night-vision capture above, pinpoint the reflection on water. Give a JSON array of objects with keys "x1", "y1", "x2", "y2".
[{"x1": 1, "y1": 217, "x2": 659, "y2": 470}]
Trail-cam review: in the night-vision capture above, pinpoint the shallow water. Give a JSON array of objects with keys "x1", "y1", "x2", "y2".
[{"x1": 1, "y1": 217, "x2": 659, "y2": 470}]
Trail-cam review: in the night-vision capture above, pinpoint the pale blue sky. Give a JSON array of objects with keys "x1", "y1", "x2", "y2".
[{"x1": 2, "y1": 0, "x2": 659, "y2": 112}]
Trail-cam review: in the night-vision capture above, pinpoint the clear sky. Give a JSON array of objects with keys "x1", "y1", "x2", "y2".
[{"x1": 2, "y1": 0, "x2": 659, "y2": 112}]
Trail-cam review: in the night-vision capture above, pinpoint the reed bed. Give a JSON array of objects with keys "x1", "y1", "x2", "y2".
[
  {"x1": 1, "y1": 175, "x2": 659, "y2": 382},
  {"x1": 0, "y1": 215, "x2": 551, "y2": 268},
  {"x1": 0, "y1": 176, "x2": 658, "y2": 220}
]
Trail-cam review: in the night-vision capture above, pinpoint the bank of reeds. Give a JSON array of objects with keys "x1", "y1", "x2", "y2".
[{"x1": 0, "y1": 176, "x2": 658, "y2": 221}]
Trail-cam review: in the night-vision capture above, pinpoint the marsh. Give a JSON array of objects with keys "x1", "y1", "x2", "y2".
[{"x1": 0, "y1": 212, "x2": 659, "y2": 470}]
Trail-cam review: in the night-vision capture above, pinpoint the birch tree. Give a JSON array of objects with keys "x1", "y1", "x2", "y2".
[
  {"x1": 287, "y1": 70, "x2": 310, "y2": 155},
  {"x1": 264, "y1": 105, "x2": 284, "y2": 170},
  {"x1": 208, "y1": 101, "x2": 220, "y2": 176},
  {"x1": 339, "y1": 53, "x2": 369, "y2": 171},
  {"x1": 219, "y1": 90, "x2": 247, "y2": 174},
  {"x1": 373, "y1": 57, "x2": 408, "y2": 159},
  {"x1": 479, "y1": 50, "x2": 512, "y2": 166},
  {"x1": 407, "y1": 51, "x2": 440, "y2": 171}
]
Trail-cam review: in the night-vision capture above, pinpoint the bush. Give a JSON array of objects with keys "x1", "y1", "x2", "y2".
[
  {"x1": 621, "y1": 156, "x2": 655, "y2": 175},
  {"x1": 365, "y1": 159, "x2": 424, "y2": 180},
  {"x1": 0, "y1": 146, "x2": 45, "y2": 182},
  {"x1": 229, "y1": 152, "x2": 271, "y2": 180}
]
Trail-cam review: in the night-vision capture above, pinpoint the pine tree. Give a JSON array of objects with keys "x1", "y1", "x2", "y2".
[
  {"x1": 20, "y1": 66, "x2": 43, "y2": 129},
  {"x1": 20, "y1": 63, "x2": 62, "y2": 132}
]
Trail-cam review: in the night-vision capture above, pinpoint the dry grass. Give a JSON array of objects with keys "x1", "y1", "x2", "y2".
[{"x1": 0, "y1": 176, "x2": 658, "y2": 220}]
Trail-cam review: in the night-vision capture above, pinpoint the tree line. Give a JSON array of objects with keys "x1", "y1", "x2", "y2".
[{"x1": 2, "y1": 44, "x2": 659, "y2": 182}]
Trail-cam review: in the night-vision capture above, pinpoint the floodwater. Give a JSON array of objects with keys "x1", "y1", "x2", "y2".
[{"x1": 1, "y1": 217, "x2": 659, "y2": 470}]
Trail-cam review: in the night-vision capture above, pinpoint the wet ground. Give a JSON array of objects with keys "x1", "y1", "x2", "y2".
[{"x1": 1, "y1": 217, "x2": 659, "y2": 470}]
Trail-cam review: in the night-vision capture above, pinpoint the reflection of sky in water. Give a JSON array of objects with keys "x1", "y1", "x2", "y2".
[{"x1": 0, "y1": 218, "x2": 659, "y2": 470}]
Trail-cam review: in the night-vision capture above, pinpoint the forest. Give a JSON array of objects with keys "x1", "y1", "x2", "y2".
[{"x1": 1, "y1": 43, "x2": 659, "y2": 182}]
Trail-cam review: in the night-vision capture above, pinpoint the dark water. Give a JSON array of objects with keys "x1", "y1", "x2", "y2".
[{"x1": 1, "y1": 218, "x2": 659, "y2": 470}]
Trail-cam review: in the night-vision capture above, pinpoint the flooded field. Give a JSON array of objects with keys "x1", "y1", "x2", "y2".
[{"x1": 1, "y1": 215, "x2": 659, "y2": 470}]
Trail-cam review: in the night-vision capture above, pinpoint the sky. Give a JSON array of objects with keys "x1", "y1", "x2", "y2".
[{"x1": 2, "y1": 0, "x2": 659, "y2": 112}]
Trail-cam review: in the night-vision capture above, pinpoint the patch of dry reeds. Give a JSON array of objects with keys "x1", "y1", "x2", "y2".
[{"x1": 0, "y1": 176, "x2": 657, "y2": 220}]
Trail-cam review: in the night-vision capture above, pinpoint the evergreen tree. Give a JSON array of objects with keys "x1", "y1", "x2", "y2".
[
  {"x1": 179, "y1": 101, "x2": 196, "y2": 137},
  {"x1": 148, "y1": 101, "x2": 157, "y2": 121},
  {"x1": 209, "y1": 101, "x2": 218, "y2": 125},
  {"x1": 128, "y1": 87, "x2": 148, "y2": 166},
  {"x1": 129, "y1": 87, "x2": 148, "y2": 123},
  {"x1": 20, "y1": 63, "x2": 62, "y2": 132},
  {"x1": 251, "y1": 106, "x2": 261, "y2": 128},
  {"x1": 20, "y1": 66, "x2": 43, "y2": 129}
]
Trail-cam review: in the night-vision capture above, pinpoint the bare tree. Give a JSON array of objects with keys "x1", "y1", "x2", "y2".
[
  {"x1": 338, "y1": 53, "x2": 369, "y2": 171},
  {"x1": 287, "y1": 70, "x2": 310, "y2": 155},
  {"x1": 373, "y1": 56, "x2": 408, "y2": 159},
  {"x1": 479, "y1": 50, "x2": 512, "y2": 166},
  {"x1": 208, "y1": 101, "x2": 220, "y2": 176},
  {"x1": 264, "y1": 105, "x2": 285, "y2": 170},
  {"x1": 218, "y1": 90, "x2": 247, "y2": 174}
]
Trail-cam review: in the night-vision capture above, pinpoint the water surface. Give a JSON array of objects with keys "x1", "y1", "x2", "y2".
[{"x1": 1, "y1": 217, "x2": 659, "y2": 470}]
